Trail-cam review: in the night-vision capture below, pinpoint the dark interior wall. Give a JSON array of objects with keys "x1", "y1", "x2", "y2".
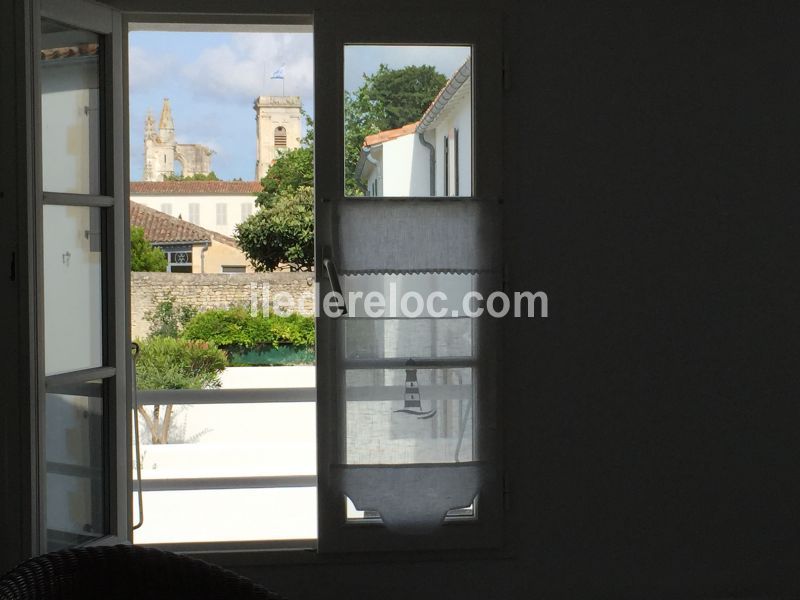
[{"x1": 234, "y1": 2, "x2": 800, "y2": 598}]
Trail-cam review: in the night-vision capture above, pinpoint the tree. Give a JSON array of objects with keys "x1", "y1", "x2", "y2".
[
  {"x1": 344, "y1": 64, "x2": 446, "y2": 195},
  {"x1": 257, "y1": 145, "x2": 313, "y2": 208},
  {"x1": 236, "y1": 65, "x2": 445, "y2": 266},
  {"x1": 163, "y1": 171, "x2": 220, "y2": 181},
  {"x1": 236, "y1": 185, "x2": 314, "y2": 271},
  {"x1": 130, "y1": 226, "x2": 167, "y2": 272}
]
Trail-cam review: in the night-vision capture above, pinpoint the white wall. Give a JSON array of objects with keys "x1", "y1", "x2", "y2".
[
  {"x1": 372, "y1": 134, "x2": 431, "y2": 197},
  {"x1": 132, "y1": 193, "x2": 258, "y2": 237}
]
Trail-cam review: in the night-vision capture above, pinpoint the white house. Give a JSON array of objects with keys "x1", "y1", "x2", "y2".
[
  {"x1": 356, "y1": 57, "x2": 472, "y2": 197},
  {"x1": 130, "y1": 180, "x2": 262, "y2": 238}
]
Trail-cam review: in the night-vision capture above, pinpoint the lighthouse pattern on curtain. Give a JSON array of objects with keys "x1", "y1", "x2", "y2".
[{"x1": 394, "y1": 359, "x2": 437, "y2": 419}]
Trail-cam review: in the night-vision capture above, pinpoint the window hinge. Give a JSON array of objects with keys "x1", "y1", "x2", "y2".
[
  {"x1": 9, "y1": 251, "x2": 15, "y2": 282},
  {"x1": 502, "y1": 53, "x2": 511, "y2": 92}
]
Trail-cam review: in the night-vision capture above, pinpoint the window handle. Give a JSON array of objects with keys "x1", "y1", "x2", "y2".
[
  {"x1": 131, "y1": 342, "x2": 144, "y2": 531},
  {"x1": 323, "y1": 251, "x2": 347, "y2": 316}
]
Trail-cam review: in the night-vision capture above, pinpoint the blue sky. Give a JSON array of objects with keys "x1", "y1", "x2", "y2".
[{"x1": 128, "y1": 31, "x2": 469, "y2": 181}]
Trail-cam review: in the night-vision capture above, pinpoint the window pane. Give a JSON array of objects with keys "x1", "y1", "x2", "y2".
[
  {"x1": 43, "y1": 205, "x2": 103, "y2": 375},
  {"x1": 40, "y1": 19, "x2": 102, "y2": 195},
  {"x1": 45, "y1": 381, "x2": 106, "y2": 550},
  {"x1": 344, "y1": 45, "x2": 471, "y2": 197},
  {"x1": 345, "y1": 367, "x2": 474, "y2": 465}
]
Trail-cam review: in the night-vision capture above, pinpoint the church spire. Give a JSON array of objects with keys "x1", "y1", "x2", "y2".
[
  {"x1": 158, "y1": 97, "x2": 174, "y2": 143},
  {"x1": 144, "y1": 109, "x2": 154, "y2": 139}
]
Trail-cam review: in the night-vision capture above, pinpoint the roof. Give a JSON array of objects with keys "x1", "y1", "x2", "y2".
[
  {"x1": 130, "y1": 201, "x2": 240, "y2": 249},
  {"x1": 130, "y1": 181, "x2": 263, "y2": 195},
  {"x1": 363, "y1": 122, "x2": 419, "y2": 147},
  {"x1": 416, "y1": 57, "x2": 471, "y2": 134},
  {"x1": 359, "y1": 56, "x2": 472, "y2": 152},
  {"x1": 41, "y1": 43, "x2": 99, "y2": 62}
]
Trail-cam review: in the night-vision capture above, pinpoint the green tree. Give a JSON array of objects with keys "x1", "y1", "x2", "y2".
[
  {"x1": 236, "y1": 185, "x2": 314, "y2": 271},
  {"x1": 344, "y1": 64, "x2": 446, "y2": 195},
  {"x1": 257, "y1": 146, "x2": 314, "y2": 208},
  {"x1": 163, "y1": 171, "x2": 220, "y2": 181},
  {"x1": 130, "y1": 226, "x2": 167, "y2": 272}
]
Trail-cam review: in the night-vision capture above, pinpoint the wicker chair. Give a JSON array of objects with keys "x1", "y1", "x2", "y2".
[{"x1": 0, "y1": 544, "x2": 285, "y2": 600}]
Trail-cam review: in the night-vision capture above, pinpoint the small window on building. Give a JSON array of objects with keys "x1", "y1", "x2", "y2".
[
  {"x1": 274, "y1": 126, "x2": 287, "y2": 147},
  {"x1": 165, "y1": 247, "x2": 192, "y2": 273},
  {"x1": 188, "y1": 203, "x2": 200, "y2": 224},
  {"x1": 443, "y1": 135, "x2": 449, "y2": 196},
  {"x1": 161, "y1": 203, "x2": 172, "y2": 215},
  {"x1": 216, "y1": 203, "x2": 227, "y2": 226},
  {"x1": 221, "y1": 265, "x2": 246, "y2": 274},
  {"x1": 241, "y1": 203, "x2": 253, "y2": 220},
  {"x1": 452, "y1": 128, "x2": 459, "y2": 196}
]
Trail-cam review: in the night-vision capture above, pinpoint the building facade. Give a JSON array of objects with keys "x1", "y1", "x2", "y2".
[
  {"x1": 356, "y1": 58, "x2": 472, "y2": 197},
  {"x1": 130, "y1": 180, "x2": 262, "y2": 238}
]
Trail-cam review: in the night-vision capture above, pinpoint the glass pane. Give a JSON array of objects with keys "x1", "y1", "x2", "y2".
[
  {"x1": 43, "y1": 205, "x2": 104, "y2": 375},
  {"x1": 344, "y1": 45, "x2": 472, "y2": 197},
  {"x1": 344, "y1": 367, "x2": 474, "y2": 465},
  {"x1": 45, "y1": 381, "x2": 106, "y2": 550},
  {"x1": 40, "y1": 19, "x2": 102, "y2": 195}
]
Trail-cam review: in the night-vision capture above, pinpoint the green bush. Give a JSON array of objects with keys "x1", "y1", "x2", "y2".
[
  {"x1": 144, "y1": 293, "x2": 198, "y2": 338},
  {"x1": 182, "y1": 308, "x2": 314, "y2": 349},
  {"x1": 181, "y1": 307, "x2": 264, "y2": 348},
  {"x1": 136, "y1": 336, "x2": 227, "y2": 390},
  {"x1": 268, "y1": 312, "x2": 315, "y2": 347}
]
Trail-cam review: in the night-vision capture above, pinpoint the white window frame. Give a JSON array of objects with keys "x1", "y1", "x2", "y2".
[{"x1": 314, "y1": 10, "x2": 504, "y2": 554}]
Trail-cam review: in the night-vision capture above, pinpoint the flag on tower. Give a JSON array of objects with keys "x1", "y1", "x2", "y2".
[{"x1": 271, "y1": 65, "x2": 286, "y2": 80}]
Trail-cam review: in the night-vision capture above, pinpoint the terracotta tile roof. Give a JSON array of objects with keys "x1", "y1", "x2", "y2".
[
  {"x1": 130, "y1": 201, "x2": 211, "y2": 245},
  {"x1": 130, "y1": 181, "x2": 263, "y2": 194},
  {"x1": 363, "y1": 122, "x2": 419, "y2": 147},
  {"x1": 41, "y1": 43, "x2": 99, "y2": 61}
]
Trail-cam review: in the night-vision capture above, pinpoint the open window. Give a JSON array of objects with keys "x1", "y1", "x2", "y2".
[
  {"x1": 315, "y1": 10, "x2": 503, "y2": 552},
  {"x1": 35, "y1": 0, "x2": 129, "y2": 550}
]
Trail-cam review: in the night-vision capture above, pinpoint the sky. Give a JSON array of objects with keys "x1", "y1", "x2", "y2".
[{"x1": 128, "y1": 31, "x2": 470, "y2": 181}]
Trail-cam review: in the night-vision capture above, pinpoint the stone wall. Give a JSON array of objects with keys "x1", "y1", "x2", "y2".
[{"x1": 131, "y1": 272, "x2": 315, "y2": 339}]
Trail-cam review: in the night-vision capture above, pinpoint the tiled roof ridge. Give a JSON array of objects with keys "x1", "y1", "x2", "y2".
[{"x1": 130, "y1": 180, "x2": 263, "y2": 194}]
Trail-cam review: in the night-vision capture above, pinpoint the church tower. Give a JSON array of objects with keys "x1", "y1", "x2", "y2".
[
  {"x1": 143, "y1": 98, "x2": 213, "y2": 182},
  {"x1": 254, "y1": 96, "x2": 302, "y2": 180}
]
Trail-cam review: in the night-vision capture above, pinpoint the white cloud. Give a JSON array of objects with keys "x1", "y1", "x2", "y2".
[
  {"x1": 128, "y1": 45, "x2": 179, "y2": 92},
  {"x1": 180, "y1": 33, "x2": 314, "y2": 103}
]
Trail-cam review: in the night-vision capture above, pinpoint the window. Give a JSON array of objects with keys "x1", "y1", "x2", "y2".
[
  {"x1": 452, "y1": 128, "x2": 459, "y2": 196},
  {"x1": 165, "y1": 246, "x2": 192, "y2": 273},
  {"x1": 321, "y1": 29, "x2": 502, "y2": 553},
  {"x1": 21, "y1": 3, "x2": 501, "y2": 559},
  {"x1": 443, "y1": 134, "x2": 449, "y2": 196},
  {"x1": 35, "y1": 0, "x2": 129, "y2": 553},
  {"x1": 188, "y1": 202, "x2": 200, "y2": 224},
  {"x1": 215, "y1": 203, "x2": 227, "y2": 225},
  {"x1": 241, "y1": 202, "x2": 253, "y2": 220},
  {"x1": 274, "y1": 126, "x2": 287, "y2": 147},
  {"x1": 160, "y1": 202, "x2": 172, "y2": 215},
  {"x1": 221, "y1": 265, "x2": 246, "y2": 273}
]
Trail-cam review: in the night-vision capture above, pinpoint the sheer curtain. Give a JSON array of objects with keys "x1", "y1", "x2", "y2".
[{"x1": 331, "y1": 198, "x2": 500, "y2": 531}]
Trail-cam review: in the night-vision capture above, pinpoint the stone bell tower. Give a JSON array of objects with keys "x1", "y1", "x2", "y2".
[{"x1": 254, "y1": 96, "x2": 302, "y2": 180}]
